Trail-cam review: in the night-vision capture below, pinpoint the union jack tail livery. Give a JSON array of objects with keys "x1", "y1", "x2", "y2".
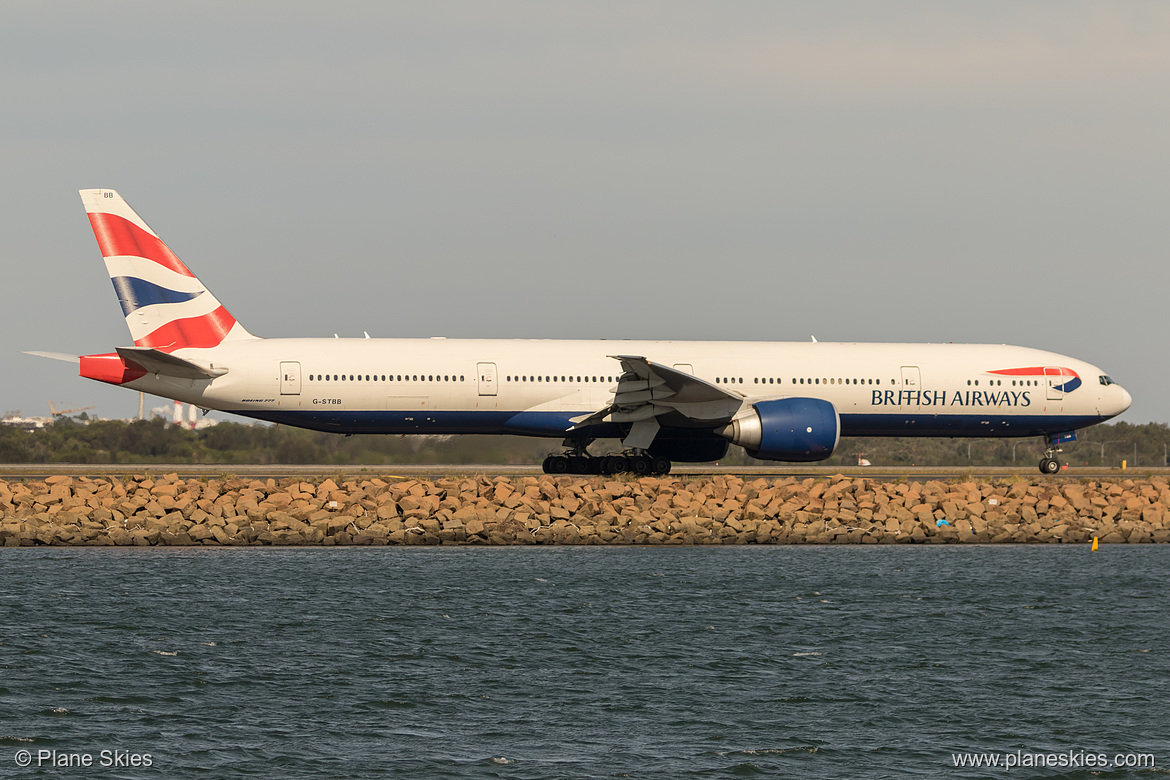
[{"x1": 80, "y1": 189, "x2": 255, "y2": 352}]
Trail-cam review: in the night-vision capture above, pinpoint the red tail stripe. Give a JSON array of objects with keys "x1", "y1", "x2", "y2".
[
  {"x1": 136, "y1": 306, "x2": 237, "y2": 352},
  {"x1": 87, "y1": 212, "x2": 195, "y2": 278}
]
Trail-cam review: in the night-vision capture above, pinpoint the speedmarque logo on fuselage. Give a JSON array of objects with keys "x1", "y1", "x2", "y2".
[{"x1": 988, "y1": 366, "x2": 1082, "y2": 393}]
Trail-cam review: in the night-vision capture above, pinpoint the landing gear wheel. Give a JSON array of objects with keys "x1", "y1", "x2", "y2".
[
  {"x1": 568, "y1": 455, "x2": 592, "y2": 474},
  {"x1": 652, "y1": 457, "x2": 672, "y2": 476},
  {"x1": 601, "y1": 455, "x2": 629, "y2": 475},
  {"x1": 542, "y1": 455, "x2": 570, "y2": 474},
  {"x1": 630, "y1": 454, "x2": 653, "y2": 475},
  {"x1": 1039, "y1": 457, "x2": 1060, "y2": 475}
]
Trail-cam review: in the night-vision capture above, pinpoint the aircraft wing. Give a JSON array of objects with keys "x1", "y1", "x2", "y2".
[
  {"x1": 115, "y1": 347, "x2": 227, "y2": 379},
  {"x1": 570, "y1": 355, "x2": 744, "y2": 447}
]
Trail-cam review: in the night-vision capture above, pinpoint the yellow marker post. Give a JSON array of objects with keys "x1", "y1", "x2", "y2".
[{"x1": 1092, "y1": 536, "x2": 1099, "y2": 551}]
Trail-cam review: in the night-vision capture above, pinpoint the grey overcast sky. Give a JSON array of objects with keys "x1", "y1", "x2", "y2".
[{"x1": 2, "y1": 2, "x2": 1168, "y2": 426}]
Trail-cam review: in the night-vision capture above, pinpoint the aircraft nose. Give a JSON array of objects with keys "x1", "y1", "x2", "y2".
[{"x1": 1118, "y1": 386, "x2": 1133, "y2": 413}]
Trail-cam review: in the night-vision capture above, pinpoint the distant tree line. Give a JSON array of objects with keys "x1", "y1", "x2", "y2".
[
  {"x1": 1, "y1": 418, "x2": 1167, "y2": 468},
  {"x1": 807, "y1": 421, "x2": 1170, "y2": 469},
  {"x1": 0, "y1": 418, "x2": 553, "y2": 466}
]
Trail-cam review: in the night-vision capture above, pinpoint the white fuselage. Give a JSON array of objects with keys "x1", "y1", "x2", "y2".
[{"x1": 115, "y1": 338, "x2": 1131, "y2": 440}]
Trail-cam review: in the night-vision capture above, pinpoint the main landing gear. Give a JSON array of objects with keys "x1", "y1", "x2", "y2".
[
  {"x1": 1039, "y1": 434, "x2": 1063, "y2": 475},
  {"x1": 542, "y1": 452, "x2": 672, "y2": 476},
  {"x1": 541, "y1": 438, "x2": 671, "y2": 476}
]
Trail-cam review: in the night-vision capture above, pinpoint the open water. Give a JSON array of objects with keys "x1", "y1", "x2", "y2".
[{"x1": 1, "y1": 546, "x2": 1167, "y2": 778}]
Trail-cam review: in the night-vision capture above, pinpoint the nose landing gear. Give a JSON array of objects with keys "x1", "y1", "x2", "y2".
[
  {"x1": 1038, "y1": 432, "x2": 1071, "y2": 474},
  {"x1": 1039, "y1": 456, "x2": 1061, "y2": 475}
]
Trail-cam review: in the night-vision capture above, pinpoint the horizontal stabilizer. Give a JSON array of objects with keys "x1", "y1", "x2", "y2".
[
  {"x1": 24, "y1": 351, "x2": 81, "y2": 364},
  {"x1": 115, "y1": 346, "x2": 226, "y2": 379}
]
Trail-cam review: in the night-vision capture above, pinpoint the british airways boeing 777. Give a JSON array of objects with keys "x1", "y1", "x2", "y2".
[{"x1": 31, "y1": 189, "x2": 1132, "y2": 475}]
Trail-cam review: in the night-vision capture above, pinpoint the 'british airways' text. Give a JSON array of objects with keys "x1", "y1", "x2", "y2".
[{"x1": 872, "y1": 390, "x2": 1032, "y2": 407}]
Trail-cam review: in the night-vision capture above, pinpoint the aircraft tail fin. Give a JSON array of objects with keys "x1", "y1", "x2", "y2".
[{"x1": 79, "y1": 189, "x2": 257, "y2": 352}]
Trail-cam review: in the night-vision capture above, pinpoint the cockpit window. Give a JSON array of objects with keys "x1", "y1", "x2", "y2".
[{"x1": 1099, "y1": 375, "x2": 1115, "y2": 386}]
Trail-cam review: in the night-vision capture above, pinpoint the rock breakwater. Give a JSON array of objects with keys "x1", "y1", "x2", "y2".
[{"x1": 2, "y1": 473, "x2": 1169, "y2": 547}]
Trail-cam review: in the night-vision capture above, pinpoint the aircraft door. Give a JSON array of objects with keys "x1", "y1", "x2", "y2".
[
  {"x1": 280, "y1": 361, "x2": 301, "y2": 395},
  {"x1": 900, "y1": 366, "x2": 921, "y2": 408},
  {"x1": 477, "y1": 362, "x2": 498, "y2": 396},
  {"x1": 1045, "y1": 366, "x2": 1063, "y2": 400},
  {"x1": 673, "y1": 363, "x2": 694, "y2": 375}
]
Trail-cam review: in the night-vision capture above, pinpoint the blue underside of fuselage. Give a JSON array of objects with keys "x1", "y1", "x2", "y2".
[{"x1": 231, "y1": 408, "x2": 1107, "y2": 440}]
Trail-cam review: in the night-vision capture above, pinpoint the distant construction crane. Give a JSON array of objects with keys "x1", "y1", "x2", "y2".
[{"x1": 49, "y1": 401, "x2": 95, "y2": 418}]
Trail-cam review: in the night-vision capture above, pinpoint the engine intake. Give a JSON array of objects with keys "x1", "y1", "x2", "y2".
[{"x1": 717, "y1": 398, "x2": 839, "y2": 462}]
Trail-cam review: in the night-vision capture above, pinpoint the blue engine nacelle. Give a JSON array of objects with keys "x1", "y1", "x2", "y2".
[{"x1": 717, "y1": 398, "x2": 840, "y2": 462}]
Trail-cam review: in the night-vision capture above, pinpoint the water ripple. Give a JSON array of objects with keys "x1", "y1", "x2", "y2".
[{"x1": 1, "y1": 546, "x2": 1168, "y2": 778}]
